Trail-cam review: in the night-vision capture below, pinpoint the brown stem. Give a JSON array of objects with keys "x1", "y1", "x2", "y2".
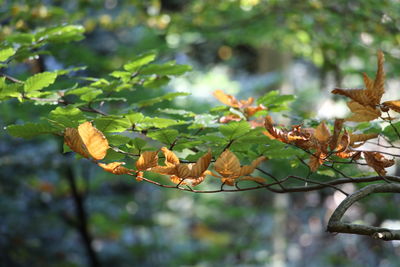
[
  {"x1": 327, "y1": 183, "x2": 400, "y2": 240},
  {"x1": 65, "y1": 166, "x2": 101, "y2": 267}
]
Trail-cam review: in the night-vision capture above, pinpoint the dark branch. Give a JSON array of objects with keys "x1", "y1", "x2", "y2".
[{"x1": 327, "y1": 183, "x2": 400, "y2": 241}]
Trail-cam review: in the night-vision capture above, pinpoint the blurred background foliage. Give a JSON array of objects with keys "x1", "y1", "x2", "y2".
[{"x1": 1, "y1": 0, "x2": 400, "y2": 266}]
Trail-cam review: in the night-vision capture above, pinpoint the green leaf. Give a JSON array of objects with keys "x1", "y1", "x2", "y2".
[
  {"x1": 6, "y1": 122, "x2": 59, "y2": 138},
  {"x1": 188, "y1": 114, "x2": 219, "y2": 129},
  {"x1": 137, "y1": 92, "x2": 190, "y2": 107},
  {"x1": 383, "y1": 122, "x2": 400, "y2": 141},
  {"x1": 262, "y1": 139, "x2": 305, "y2": 159},
  {"x1": 219, "y1": 121, "x2": 251, "y2": 140},
  {"x1": 174, "y1": 140, "x2": 204, "y2": 151},
  {"x1": 157, "y1": 108, "x2": 196, "y2": 118},
  {"x1": 125, "y1": 113, "x2": 145, "y2": 124},
  {"x1": 0, "y1": 78, "x2": 22, "y2": 100},
  {"x1": 80, "y1": 89, "x2": 102, "y2": 102},
  {"x1": 0, "y1": 48, "x2": 15, "y2": 62},
  {"x1": 49, "y1": 106, "x2": 86, "y2": 128},
  {"x1": 148, "y1": 129, "x2": 178, "y2": 145},
  {"x1": 129, "y1": 137, "x2": 147, "y2": 151},
  {"x1": 94, "y1": 116, "x2": 131, "y2": 133},
  {"x1": 142, "y1": 76, "x2": 171, "y2": 88},
  {"x1": 6, "y1": 33, "x2": 35, "y2": 44},
  {"x1": 140, "y1": 61, "x2": 192, "y2": 76},
  {"x1": 24, "y1": 72, "x2": 57, "y2": 92},
  {"x1": 257, "y1": 90, "x2": 295, "y2": 111},
  {"x1": 140, "y1": 117, "x2": 185, "y2": 129},
  {"x1": 106, "y1": 135, "x2": 132, "y2": 146},
  {"x1": 123, "y1": 52, "x2": 157, "y2": 72},
  {"x1": 35, "y1": 25, "x2": 85, "y2": 43}
]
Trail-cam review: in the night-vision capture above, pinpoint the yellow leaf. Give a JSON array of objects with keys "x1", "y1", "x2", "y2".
[
  {"x1": 213, "y1": 90, "x2": 240, "y2": 108},
  {"x1": 161, "y1": 147, "x2": 180, "y2": 166},
  {"x1": 64, "y1": 128, "x2": 90, "y2": 159},
  {"x1": 64, "y1": 121, "x2": 109, "y2": 161},
  {"x1": 136, "y1": 151, "x2": 159, "y2": 171},
  {"x1": 98, "y1": 162, "x2": 133, "y2": 175},
  {"x1": 78, "y1": 122, "x2": 109, "y2": 160}
]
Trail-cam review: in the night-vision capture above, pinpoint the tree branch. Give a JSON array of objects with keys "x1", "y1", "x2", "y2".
[{"x1": 327, "y1": 183, "x2": 400, "y2": 240}]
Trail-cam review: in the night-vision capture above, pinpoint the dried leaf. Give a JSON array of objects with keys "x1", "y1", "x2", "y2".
[
  {"x1": 161, "y1": 147, "x2": 180, "y2": 166},
  {"x1": 382, "y1": 100, "x2": 400, "y2": 113},
  {"x1": 245, "y1": 104, "x2": 266, "y2": 117},
  {"x1": 363, "y1": 151, "x2": 394, "y2": 176},
  {"x1": 239, "y1": 156, "x2": 266, "y2": 176},
  {"x1": 213, "y1": 90, "x2": 240, "y2": 108},
  {"x1": 308, "y1": 150, "x2": 325, "y2": 172},
  {"x1": 64, "y1": 128, "x2": 90, "y2": 159},
  {"x1": 214, "y1": 150, "x2": 241, "y2": 178},
  {"x1": 78, "y1": 122, "x2": 109, "y2": 160},
  {"x1": 136, "y1": 151, "x2": 159, "y2": 171},
  {"x1": 64, "y1": 122, "x2": 109, "y2": 160},
  {"x1": 98, "y1": 162, "x2": 133, "y2": 175},
  {"x1": 346, "y1": 101, "x2": 381, "y2": 122},
  {"x1": 332, "y1": 51, "x2": 385, "y2": 107},
  {"x1": 314, "y1": 121, "x2": 331, "y2": 143},
  {"x1": 329, "y1": 119, "x2": 344, "y2": 151},
  {"x1": 350, "y1": 132, "x2": 379, "y2": 146}
]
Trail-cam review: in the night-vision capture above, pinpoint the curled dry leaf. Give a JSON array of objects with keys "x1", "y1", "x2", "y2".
[
  {"x1": 98, "y1": 162, "x2": 133, "y2": 175},
  {"x1": 332, "y1": 51, "x2": 385, "y2": 108},
  {"x1": 136, "y1": 151, "x2": 159, "y2": 171},
  {"x1": 329, "y1": 119, "x2": 344, "y2": 151},
  {"x1": 64, "y1": 121, "x2": 109, "y2": 161},
  {"x1": 363, "y1": 151, "x2": 394, "y2": 176},
  {"x1": 213, "y1": 150, "x2": 266, "y2": 186},
  {"x1": 151, "y1": 148, "x2": 212, "y2": 186},
  {"x1": 308, "y1": 149, "x2": 326, "y2": 172}
]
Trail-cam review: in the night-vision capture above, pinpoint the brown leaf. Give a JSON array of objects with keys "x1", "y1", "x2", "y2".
[
  {"x1": 370, "y1": 50, "x2": 385, "y2": 105},
  {"x1": 346, "y1": 101, "x2": 381, "y2": 122},
  {"x1": 363, "y1": 151, "x2": 394, "y2": 176},
  {"x1": 64, "y1": 122, "x2": 109, "y2": 161},
  {"x1": 329, "y1": 119, "x2": 344, "y2": 151},
  {"x1": 239, "y1": 156, "x2": 266, "y2": 176},
  {"x1": 331, "y1": 88, "x2": 371, "y2": 107},
  {"x1": 136, "y1": 151, "x2": 159, "y2": 171},
  {"x1": 349, "y1": 132, "x2": 379, "y2": 146},
  {"x1": 98, "y1": 162, "x2": 133, "y2": 175},
  {"x1": 382, "y1": 100, "x2": 400, "y2": 113},
  {"x1": 308, "y1": 150, "x2": 325, "y2": 172},
  {"x1": 314, "y1": 121, "x2": 331, "y2": 143},
  {"x1": 214, "y1": 150, "x2": 241, "y2": 178},
  {"x1": 332, "y1": 51, "x2": 385, "y2": 107}
]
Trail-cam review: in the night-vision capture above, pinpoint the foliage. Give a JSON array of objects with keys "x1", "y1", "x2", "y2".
[{"x1": 2, "y1": 1, "x2": 400, "y2": 266}]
